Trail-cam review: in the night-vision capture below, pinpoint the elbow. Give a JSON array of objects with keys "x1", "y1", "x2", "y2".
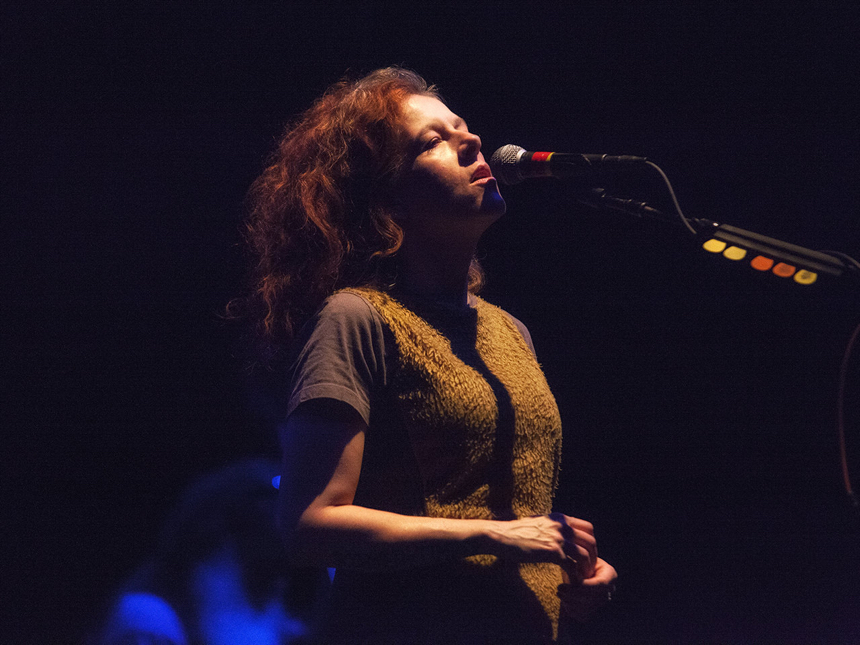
[
  {"x1": 279, "y1": 505, "x2": 335, "y2": 567},
  {"x1": 276, "y1": 503, "x2": 310, "y2": 564},
  {"x1": 282, "y1": 525, "x2": 318, "y2": 567}
]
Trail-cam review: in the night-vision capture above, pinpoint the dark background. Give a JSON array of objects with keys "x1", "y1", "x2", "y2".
[{"x1": 4, "y1": 1, "x2": 860, "y2": 643}]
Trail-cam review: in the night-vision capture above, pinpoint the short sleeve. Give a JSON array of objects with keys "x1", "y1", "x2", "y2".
[{"x1": 286, "y1": 292, "x2": 388, "y2": 425}]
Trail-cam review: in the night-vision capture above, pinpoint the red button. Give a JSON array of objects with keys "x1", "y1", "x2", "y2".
[
  {"x1": 751, "y1": 256, "x2": 774, "y2": 271},
  {"x1": 773, "y1": 262, "x2": 796, "y2": 278}
]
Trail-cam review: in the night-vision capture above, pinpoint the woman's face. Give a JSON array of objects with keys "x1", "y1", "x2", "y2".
[{"x1": 393, "y1": 94, "x2": 506, "y2": 234}]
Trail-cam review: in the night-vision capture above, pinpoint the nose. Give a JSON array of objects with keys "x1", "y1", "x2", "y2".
[{"x1": 458, "y1": 132, "x2": 482, "y2": 162}]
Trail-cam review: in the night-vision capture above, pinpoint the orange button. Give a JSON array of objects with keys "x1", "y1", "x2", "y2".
[
  {"x1": 773, "y1": 262, "x2": 796, "y2": 277},
  {"x1": 750, "y1": 255, "x2": 774, "y2": 271}
]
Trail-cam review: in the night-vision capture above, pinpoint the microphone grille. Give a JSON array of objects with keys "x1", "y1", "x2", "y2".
[{"x1": 489, "y1": 144, "x2": 526, "y2": 185}]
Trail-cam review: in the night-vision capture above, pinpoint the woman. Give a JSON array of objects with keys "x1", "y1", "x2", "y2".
[{"x1": 244, "y1": 67, "x2": 617, "y2": 644}]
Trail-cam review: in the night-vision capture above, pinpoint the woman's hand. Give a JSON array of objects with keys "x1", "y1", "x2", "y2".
[
  {"x1": 484, "y1": 515, "x2": 570, "y2": 563},
  {"x1": 549, "y1": 512, "x2": 598, "y2": 582},
  {"x1": 558, "y1": 557, "x2": 618, "y2": 623},
  {"x1": 483, "y1": 513, "x2": 598, "y2": 573},
  {"x1": 489, "y1": 512, "x2": 616, "y2": 624}
]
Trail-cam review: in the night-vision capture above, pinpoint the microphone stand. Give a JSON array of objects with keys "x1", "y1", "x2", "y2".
[
  {"x1": 576, "y1": 177, "x2": 860, "y2": 515},
  {"x1": 576, "y1": 188, "x2": 858, "y2": 285}
]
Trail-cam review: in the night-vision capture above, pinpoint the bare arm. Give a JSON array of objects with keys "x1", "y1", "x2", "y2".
[{"x1": 277, "y1": 399, "x2": 574, "y2": 570}]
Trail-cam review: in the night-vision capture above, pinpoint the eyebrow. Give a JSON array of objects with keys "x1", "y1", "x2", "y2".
[{"x1": 417, "y1": 117, "x2": 469, "y2": 139}]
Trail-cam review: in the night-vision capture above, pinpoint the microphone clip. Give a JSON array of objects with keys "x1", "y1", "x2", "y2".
[{"x1": 577, "y1": 188, "x2": 665, "y2": 220}]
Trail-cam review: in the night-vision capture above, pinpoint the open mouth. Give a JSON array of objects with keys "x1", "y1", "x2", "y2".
[{"x1": 470, "y1": 165, "x2": 494, "y2": 183}]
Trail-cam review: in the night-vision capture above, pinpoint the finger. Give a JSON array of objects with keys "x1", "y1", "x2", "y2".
[
  {"x1": 562, "y1": 539, "x2": 596, "y2": 579},
  {"x1": 560, "y1": 552, "x2": 593, "y2": 583},
  {"x1": 571, "y1": 529, "x2": 598, "y2": 560},
  {"x1": 562, "y1": 542, "x2": 589, "y2": 565},
  {"x1": 571, "y1": 527, "x2": 597, "y2": 549},
  {"x1": 562, "y1": 515, "x2": 595, "y2": 536},
  {"x1": 581, "y1": 558, "x2": 618, "y2": 586},
  {"x1": 557, "y1": 515, "x2": 598, "y2": 565},
  {"x1": 572, "y1": 547, "x2": 595, "y2": 580},
  {"x1": 574, "y1": 544, "x2": 597, "y2": 578},
  {"x1": 547, "y1": 512, "x2": 574, "y2": 540},
  {"x1": 561, "y1": 555, "x2": 582, "y2": 584}
]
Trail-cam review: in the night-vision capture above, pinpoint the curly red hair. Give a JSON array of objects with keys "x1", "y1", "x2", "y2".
[{"x1": 241, "y1": 67, "x2": 483, "y2": 351}]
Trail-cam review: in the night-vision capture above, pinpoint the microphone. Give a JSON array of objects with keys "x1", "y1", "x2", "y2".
[{"x1": 489, "y1": 144, "x2": 647, "y2": 185}]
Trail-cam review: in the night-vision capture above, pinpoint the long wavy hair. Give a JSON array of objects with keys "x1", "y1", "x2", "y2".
[{"x1": 240, "y1": 67, "x2": 484, "y2": 354}]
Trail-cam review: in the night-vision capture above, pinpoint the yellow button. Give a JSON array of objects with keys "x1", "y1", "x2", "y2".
[
  {"x1": 703, "y1": 239, "x2": 727, "y2": 253},
  {"x1": 723, "y1": 246, "x2": 747, "y2": 261},
  {"x1": 794, "y1": 270, "x2": 818, "y2": 285}
]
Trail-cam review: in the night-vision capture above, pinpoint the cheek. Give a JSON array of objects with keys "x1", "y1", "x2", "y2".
[{"x1": 399, "y1": 165, "x2": 457, "y2": 206}]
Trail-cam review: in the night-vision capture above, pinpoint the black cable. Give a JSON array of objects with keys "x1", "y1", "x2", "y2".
[
  {"x1": 838, "y1": 319, "x2": 860, "y2": 512},
  {"x1": 646, "y1": 161, "x2": 697, "y2": 235}
]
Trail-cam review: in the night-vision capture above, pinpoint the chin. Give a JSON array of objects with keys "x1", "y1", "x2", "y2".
[{"x1": 481, "y1": 190, "x2": 507, "y2": 217}]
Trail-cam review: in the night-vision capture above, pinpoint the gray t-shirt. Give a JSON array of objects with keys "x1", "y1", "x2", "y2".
[
  {"x1": 284, "y1": 290, "x2": 558, "y2": 644},
  {"x1": 286, "y1": 291, "x2": 535, "y2": 424}
]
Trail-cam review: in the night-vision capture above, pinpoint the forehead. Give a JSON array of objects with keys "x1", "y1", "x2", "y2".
[{"x1": 401, "y1": 94, "x2": 464, "y2": 135}]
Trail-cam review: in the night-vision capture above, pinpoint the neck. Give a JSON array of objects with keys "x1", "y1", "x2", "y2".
[{"x1": 397, "y1": 230, "x2": 478, "y2": 307}]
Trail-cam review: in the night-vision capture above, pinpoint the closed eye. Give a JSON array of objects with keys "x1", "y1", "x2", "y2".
[{"x1": 423, "y1": 137, "x2": 441, "y2": 151}]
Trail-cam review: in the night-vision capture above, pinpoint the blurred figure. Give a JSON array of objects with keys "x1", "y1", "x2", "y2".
[{"x1": 95, "y1": 459, "x2": 329, "y2": 645}]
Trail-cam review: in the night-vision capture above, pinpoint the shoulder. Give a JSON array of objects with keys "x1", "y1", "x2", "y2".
[
  {"x1": 503, "y1": 310, "x2": 533, "y2": 346},
  {"x1": 318, "y1": 290, "x2": 383, "y2": 323},
  {"x1": 475, "y1": 297, "x2": 536, "y2": 357},
  {"x1": 287, "y1": 290, "x2": 390, "y2": 425},
  {"x1": 294, "y1": 290, "x2": 387, "y2": 347}
]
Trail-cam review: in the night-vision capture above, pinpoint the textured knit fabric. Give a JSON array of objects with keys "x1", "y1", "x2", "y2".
[{"x1": 291, "y1": 287, "x2": 565, "y2": 643}]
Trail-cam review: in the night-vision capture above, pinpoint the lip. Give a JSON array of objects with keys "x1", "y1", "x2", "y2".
[{"x1": 470, "y1": 164, "x2": 494, "y2": 183}]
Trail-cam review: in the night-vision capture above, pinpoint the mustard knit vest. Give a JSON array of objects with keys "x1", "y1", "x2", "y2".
[{"x1": 344, "y1": 287, "x2": 565, "y2": 638}]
